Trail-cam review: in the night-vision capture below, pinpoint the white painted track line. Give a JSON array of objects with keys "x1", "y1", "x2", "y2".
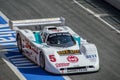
[
  {"x1": 11, "y1": 58, "x2": 28, "y2": 61},
  {"x1": 0, "y1": 43, "x2": 16, "y2": 45},
  {"x1": 63, "y1": 76, "x2": 72, "y2": 80},
  {"x1": 0, "y1": 40, "x2": 16, "y2": 43},
  {"x1": 15, "y1": 63, "x2": 35, "y2": 66},
  {"x1": 0, "y1": 24, "x2": 8, "y2": 27},
  {"x1": 0, "y1": 29, "x2": 11, "y2": 31},
  {"x1": 73, "y1": 0, "x2": 120, "y2": 34},
  {"x1": 17, "y1": 66, "x2": 39, "y2": 68},
  {"x1": 0, "y1": 31, "x2": 16, "y2": 34},
  {"x1": 0, "y1": 11, "x2": 9, "y2": 22},
  {"x1": 0, "y1": 48, "x2": 17, "y2": 51},
  {"x1": 8, "y1": 55, "x2": 23, "y2": 59},
  {"x1": 13, "y1": 60, "x2": 30, "y2": 64},
  {"x1": 0, "y1": 33, "x2": 15, "y2": 37}
]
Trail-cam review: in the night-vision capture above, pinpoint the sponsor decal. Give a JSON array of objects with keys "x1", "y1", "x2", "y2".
[
  {"x1": 51, "y1": 29, "x2": 62, "y2": 32},
  {"x1": 55, "y1": 63, "x2": 69, "y2": 67},
  {"x1": 67, "y1": 55, "x2": 78, "y2": 63},
  {"x1": 25, "y1": 42, "x2": 31, "y2": 49},
  {"x1": 49, "y1": 33, "x2": 71, "y2": 38},
  {"x1": 86, "y1": 54, "x2": 96, "y2": 59},
  {"x1": 57, "y1": 50, "x2": 80, "y2": 55},
  {"x1": 86, "y1": 54, "x2": 97, "y2": 62},
  {"x1": 24, "y1": 39, "x2": 39, "y2": 54}
]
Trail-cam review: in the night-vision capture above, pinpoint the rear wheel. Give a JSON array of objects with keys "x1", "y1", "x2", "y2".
[
  {"x1": 39, "y1": 52, "x2": 45, "y2": 69},
  {"x1": 17, "y1": 34, "x2": 23, "y2": 53}
]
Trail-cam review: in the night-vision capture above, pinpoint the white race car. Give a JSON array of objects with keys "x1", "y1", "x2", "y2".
[{"x1": 10, "y1": 17, "x2": 99, "y2": 74}]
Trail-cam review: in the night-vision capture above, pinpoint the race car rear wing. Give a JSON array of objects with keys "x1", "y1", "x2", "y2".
[{"x1": 9, "y1": 17, "x2": 65, "y2": 30}]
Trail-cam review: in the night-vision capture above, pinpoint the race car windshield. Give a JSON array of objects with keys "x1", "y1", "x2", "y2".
[{"x1": 47, "y1": 32, "x2": 76, "y2": 47}]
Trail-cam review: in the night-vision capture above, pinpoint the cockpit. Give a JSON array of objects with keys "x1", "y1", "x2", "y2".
[{"x1": 46, "y1": 32, "x2": 76, "y2": 47}]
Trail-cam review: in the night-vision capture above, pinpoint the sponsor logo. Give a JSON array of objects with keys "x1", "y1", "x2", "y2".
[
  {"x1": 57, "y1": 50, "x2": 80, "y2": 55},
  {"x1": 67, "y1": 55, "x2": 78, "y2": 63},
  {"x1": 55, "y1": 63, "x2": 69, "y2": 67}
]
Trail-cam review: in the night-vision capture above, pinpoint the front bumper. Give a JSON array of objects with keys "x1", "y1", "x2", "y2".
[
  {"x1": 59, "y1": 65, "x2": 99, "y2": 74},
  {"x1": 46, "y1": 64, "x2": 99, "y2": 74},
  {"x1": 45, "y1": 57, "x2": 99, "y2": 74}
]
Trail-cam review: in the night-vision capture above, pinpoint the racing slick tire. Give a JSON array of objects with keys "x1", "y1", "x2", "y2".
[
  {"x1": 17, "y1": 34, "x2": 23, "y2": 53},
  {"x1": 39, "y1": 52, "x2": 45, "y2": 69}
]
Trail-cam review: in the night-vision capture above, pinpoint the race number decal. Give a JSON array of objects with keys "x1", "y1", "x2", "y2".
[{"x1": 49, "y1": 55, "x2": 56, "y2": 62}]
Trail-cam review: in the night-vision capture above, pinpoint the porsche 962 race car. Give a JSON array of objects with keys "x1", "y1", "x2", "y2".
[{"x1": 9, "y1": 17, "x2": 99, "y2": 74}]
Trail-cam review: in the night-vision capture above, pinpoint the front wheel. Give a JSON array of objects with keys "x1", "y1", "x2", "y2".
[
  {"x1": 17, "y1": 34, "x2": 23, "y2": 53},
  {"x1": 39, "y1": 52, "x2": 45, "y2": 69}
]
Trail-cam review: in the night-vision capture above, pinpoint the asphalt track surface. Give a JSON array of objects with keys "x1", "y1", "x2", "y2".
[{"x1": 0, "y1": 0, "x2": 120, "y2": 80}]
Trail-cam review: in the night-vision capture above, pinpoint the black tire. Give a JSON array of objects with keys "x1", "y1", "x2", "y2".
[
  {"x1": 39, "y1": 52, "x2": 45, "y2": 69},
  {"x1": 17, "y1": 34, "x2": 23, "y2": 53}
]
